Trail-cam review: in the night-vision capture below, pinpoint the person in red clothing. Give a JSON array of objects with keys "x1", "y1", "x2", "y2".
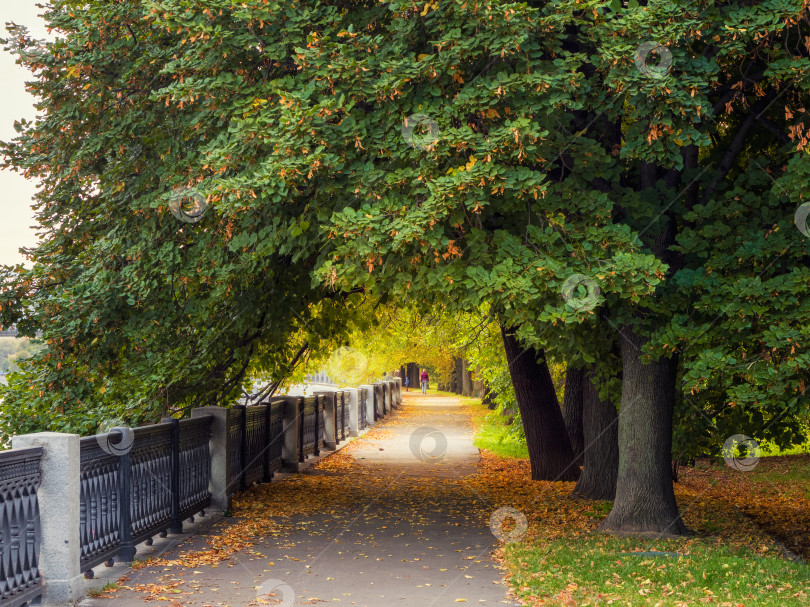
[{"x1": 420, "y1": 369, "x2": 429, "y2": 394}]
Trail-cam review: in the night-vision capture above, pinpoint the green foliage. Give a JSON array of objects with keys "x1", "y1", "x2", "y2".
[{"x1": 1, "y1": 0, "x2": 808, "y2": 452}]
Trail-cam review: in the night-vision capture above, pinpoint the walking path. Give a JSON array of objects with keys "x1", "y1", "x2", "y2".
[{"x1": 82, "y1": 392, "x2": 519, "y2": 606}]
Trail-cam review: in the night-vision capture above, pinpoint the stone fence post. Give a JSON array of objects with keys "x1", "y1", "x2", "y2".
[
  {"x1": 315, "y1": 391, "x2": 337, "y2": 450},
  {"x1": 275, "y1": 396, "x2": 302, "y2": 472},
  {"x1": 344, "y1": 388, "x2": 360, "y2": 437},
  {"x1": 359, "y1": 385, "x2": 375, "y2": 426},
  {"x1": 12, "y1": 432, "x2": 83, "y2": 606},
  {"x1": 191, "y1": 406, "x2": 232, "y2": 511}
]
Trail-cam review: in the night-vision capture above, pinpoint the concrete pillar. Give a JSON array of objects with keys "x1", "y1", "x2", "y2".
[
  {"x1": 316, "y1": 391, "x2": 337, "y2": 449},
  {"x1": 344, "y1": 388, "x2": 360, "y2": 436},
  {"x1": 191, "y1": 406, "x2": 232, "y2": 511},
  {"x1": 359, "y1": 385, "x2": 375, "y2": 426},
  {"x1": 12, "y1": 432, "x2": 83, "y2": 606},
  {"x1": 275, "y1": 396, "x2": 301, "y2": 472}
]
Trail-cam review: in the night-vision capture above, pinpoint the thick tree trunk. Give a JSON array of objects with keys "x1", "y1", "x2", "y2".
[
  {"x1": 461, "y1": 359, "x2": 473, "y2": 397},
  {"x1": 571, "y1": 366, "x2": 619, "y2": 500},
  {"x1": 562, "y1": 365, "x2": 585, "y2": 466},
  {"x1": 600, "y1": 326, "x2": 688, "y2": 536},
  {"x1": 453, "y1": 357, "x2": 463, "y2": 394},
  {"x1": 501, "y1": 326, "x2": 580, "y2": 482},
  {"x1": 473, "y1": 365, "x2": 484, "y2": 399}
]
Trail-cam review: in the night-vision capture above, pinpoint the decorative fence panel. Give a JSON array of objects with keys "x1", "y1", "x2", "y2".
[
  {"x1": 341, "y1": 391, "x2": 351, "y2": 437},
  {"x1": 358, "y1": 390, "x2": 368, "y2": 430},
  {"x1": 266, "y1": 400, "x2": 285, "y2": 477},
  {"x1": 0, "y1": 448, "x2": 43, "y2": 607},
  {"x1": 128, "y1": 424, "x2": 173, "y2": 546},
  {"x1": 336, "y1": 392, "x2": 346, "y2": 443},
  {"x1": 176, "y1": 417, "x2": 212, "y2": 522},
  {"x1": 315, "y1": 395, "x2": 326, "y2": 450},
  {"x1": 228, "y1": 406, "x2": 245, "y2": 491},
  {"x1": 79, "y1": 436, "x2": 122, "y2": 572},
  {"x1": 300, "y1": 397, "x2": 318, "y2": 461},
  {"x1": 242, "y1": 406, "x2": 267, "y2": 487},
  {"x1": 374, "y1": 384, "x2": 385, "y2": 420}
]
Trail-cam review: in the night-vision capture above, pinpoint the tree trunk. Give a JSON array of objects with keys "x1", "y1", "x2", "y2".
[
  {"x1": 501, "y1": 326, "x2": 580, "y2": 482},
  {"x1": 599, "y1": 326, "x2": 688, "y2": 536},
  {"x1": 461, "y1": 359, "x2": 473, "y2": 397},
  {"x1": 571, "y1": 366, "x2": 619, "y2": 500},
  {"x1": 473, "y1": 365, "x2": 484, "y2": 399},
  {"x1": 562, "y1": 365, "x2": 585, "y2": 466},
  {"x1": 453, "y1": 357, "x2": 463, "y2": 394}
]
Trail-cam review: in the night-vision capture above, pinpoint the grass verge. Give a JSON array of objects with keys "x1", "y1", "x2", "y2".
[{"x1": 464, "y1": 397, "x2": 810, "y2": 606}]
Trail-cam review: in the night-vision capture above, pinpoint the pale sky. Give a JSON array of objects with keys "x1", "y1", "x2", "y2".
[{"x1": 0, "y1": 3, "x2": 52, "y2": 267}]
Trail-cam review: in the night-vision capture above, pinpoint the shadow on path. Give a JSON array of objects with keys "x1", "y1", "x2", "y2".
[{"x1": 82, "y1": 392, "x2": 518, "y2": 606}]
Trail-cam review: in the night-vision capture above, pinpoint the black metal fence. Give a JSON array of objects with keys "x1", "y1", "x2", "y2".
[
  {"x1": 79, "y1": 417, "x2": 213, "y2": 577},
  {"x1": 359, "y1": 389, "x2": 368, "y2": 430},
  {"x1": 0, "y1": 448, "x2": 43, "y2": 607},
  {"x1": 1, "y1": 380, "x2": 401, "y2": 602}
]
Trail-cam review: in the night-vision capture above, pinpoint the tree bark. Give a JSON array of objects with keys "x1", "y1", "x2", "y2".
[
  {"x1": 453, "y1": 357, "x2": 463, "y2": 394},
  {"x1": 571, "y1": 366, "x2": 619, "y2": 500},
  {"x1": 461, "y1": 358, "x2": 473, "y2": 397},
  {"x1": 562, "y1": 365, "x2": 585, "y2": 466},
  {"x1": 599, "y1": 326, "x2": 688, "y2": 536},
  {"x1": 501, "y1": 325, "x2": 580, "y2": 482},
  {"x1": 473, "y1": 364, "x2": 484, "y2": 399}
]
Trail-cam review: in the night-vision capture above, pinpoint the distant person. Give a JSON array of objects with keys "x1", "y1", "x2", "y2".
[
  {"x1": 420, "y1": 369, "x2": 429, "y2": 394},
  {"x1": 405, "y1": 376, "x2": 410, "y2": 391}
]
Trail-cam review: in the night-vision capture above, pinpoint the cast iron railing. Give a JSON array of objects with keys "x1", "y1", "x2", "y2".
[
  {"x1": 79, "y1": 418, "x2": 212, "y2": 576},
  {"x1": 336, "y1": 392, "x2": 346, "y2": 442},
  {"x1": 300, "y1": 396, "x2": 318, "y2": 461},
  {"x1": 374, "y1": 384, "x2": 385, "y2": 420},
  {"x1": 358, "y1": 390, "x2": 368, "y2": 429},
  {"x1": 0, "y1": 447, "x2": 43, "y2": 607},
  {"x1": 316, "y1": 395, "x2": 326, "y2": 450}
]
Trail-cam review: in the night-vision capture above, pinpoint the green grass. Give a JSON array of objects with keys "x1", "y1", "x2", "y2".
[
  {"x1": 467, "y1": 398, "x2": 530, "y2": 459},
  {"x1": 507, "y1": 535, "x2": 810, "y2": 606},
  {"x1": 86, "y1": 583, "x2": 117, "y2": 598},
  {"x1": 760, "y1": 440, "x2": 810, "y2": 456}
]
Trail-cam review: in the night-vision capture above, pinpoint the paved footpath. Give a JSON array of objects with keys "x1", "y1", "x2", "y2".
[{"x1": 82, "y1": 392, "x2": 519, "y2": 607}]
